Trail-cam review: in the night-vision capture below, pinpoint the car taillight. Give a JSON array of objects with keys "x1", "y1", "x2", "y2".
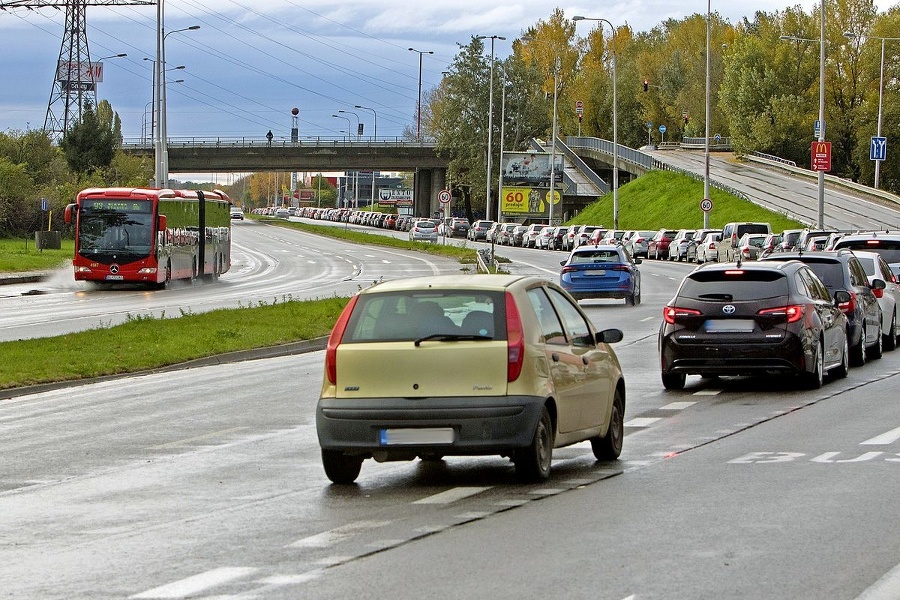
[
  {"x1": 663, "y1": 306, "x2": 702, "y2": 324},
  {"x1": 505, "y1": 292, "x2": 525, "y2": 382},
  {"x1": 758, "y1": 305, "x2": 804, "y2": 323},
  {"x1": 561, "y1": 266, "x2": 577, "y2": 274},
  {"x1": 325, "y1": 295, "x2": 360, "y2": 385},
  {"x1": 838, "y1": 291, "x2": 857, "y2": 315},
  {"x1": 708, "y1": 242, "x2": 716, "y2": 249},
  {"x1": 610, "y1": 265, "x2": 632, "y2": 272}
]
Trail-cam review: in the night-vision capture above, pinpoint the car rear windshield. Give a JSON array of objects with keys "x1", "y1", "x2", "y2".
[
  {"x1": 791, "y1": 259, "x2": 845, "y2": 288},
  {"x1": 342, "y1": 290, "x2": 508, "y2": 342},
  {"x1": 679, "y1": 269, "x2": 789, "y2": 301},
  {"x1": 835, "y1": 240, "x2": 900, "y2": 264},
  {"x1": 736, "y1": 224, "x2": 770, "y2": 236},
  {"x1": 570, "y1": 249, "x2": 624, "y2": 264}
]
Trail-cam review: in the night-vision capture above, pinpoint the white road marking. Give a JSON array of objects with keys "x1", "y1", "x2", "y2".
[
  {"x1": 130, "y1": 567, "x2": 257, "y2": 599},
  {"x1": 287, "y1": 520, "x2": 391, "y2": 548},
  {"x1": 661, "y1": 401, "x2": 697, "y2": 410},
  {"x1": 413, "y1": 486, "x2": 491, "y2": 504},
  {"x1": 640, "y1": 316, "x2": 657, "y2": 322},
  {"x1": 693, "y1": 389, "x2": 722, "y2": 396},
  {"x1": 854, "y1": 560, "x2": 900, "y2": 600},
  {"x1": 861, "y1": 425, "x2": 900, "y2": 446},
  {"x1": 625, "y1": 417, "x2": 661, "y2": 428}
]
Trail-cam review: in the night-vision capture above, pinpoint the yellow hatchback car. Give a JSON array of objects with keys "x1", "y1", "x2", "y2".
[{"x1": 316, "y1": 274, "x2": 626, "y2": 484}]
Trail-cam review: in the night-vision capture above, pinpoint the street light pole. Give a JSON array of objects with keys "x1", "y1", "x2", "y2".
[
  {"x1": 155, "y1": 1, "x2": 199, "y2": 188},
  {"x1": 332, "y1": 114, "x2": 351, "y2": 141},
  {"x1": 573, "y1": 16, "x2": 618, "y2": 229},
  {"x1": 355, "y1": 105, "x2": 377, "y2": 209},
  {"x1": 497, "y1": 71, "x2": 507, "y2": 223},
  {"x1": 780, "y1": 16, "x2": 827, "y2": 228},
  {"x1": 338, "y1": 109, "x2": 360, "y2": 140},
  {"x1": 408, "y1": 48, "x2": 433, "y2": 141},
  {"x1": 845, "y1": 32, "x2": 900, "y2": 190},
  {"x1": 476, "y1": 34, "x2": 506, "y2": 223},
  {"x1": 704, "y1": 0, "x2": 711, "y2": 229}
]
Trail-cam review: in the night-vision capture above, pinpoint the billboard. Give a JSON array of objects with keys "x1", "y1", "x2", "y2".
[
  {"x1": 501, "y1": 186, "x2": 561, "y2": 218},
  {"x1": 501, "y1": 151, "x2": 563, "y2": 186},
  {"x1": 378, "y1": 188, "x2": 413, "y2": 206}
]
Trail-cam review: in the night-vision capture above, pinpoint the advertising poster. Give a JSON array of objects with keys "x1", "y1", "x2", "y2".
[
  {"x1": 501, "y1": 186, "x2": 561, "y2": 218},
  {"x1": 501, "y1": 151, "x2": 563, "y2": 187}
]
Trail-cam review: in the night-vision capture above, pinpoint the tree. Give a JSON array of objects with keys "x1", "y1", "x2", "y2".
[{"x1": 59, "y1": 101, "x2": 117, "y2": 174}]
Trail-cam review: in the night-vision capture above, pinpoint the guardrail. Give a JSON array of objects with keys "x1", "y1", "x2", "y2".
[
  {"x1": 748, "y1": 151, "x2": 796, "y2": 167},
  {"x1": 681, "y1": 136, "x2": 734, "y2": 151},
  {"x1": 565, "y1": 136, "x2": 654, "y2": 170}
]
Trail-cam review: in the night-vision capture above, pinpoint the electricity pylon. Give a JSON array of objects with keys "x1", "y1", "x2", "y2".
[{"x1": 0, "y1": 0, "x2": 153, "y2": 139}]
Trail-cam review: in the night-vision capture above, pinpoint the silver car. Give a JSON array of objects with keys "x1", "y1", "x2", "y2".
[{"x1": 408, "y1": 219, "x2": 438, "y2": 242}]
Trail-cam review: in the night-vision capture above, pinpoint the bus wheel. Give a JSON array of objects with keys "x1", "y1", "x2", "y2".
[{"x1": 156, "y1": 262, "x2": 171, "y2": 290}]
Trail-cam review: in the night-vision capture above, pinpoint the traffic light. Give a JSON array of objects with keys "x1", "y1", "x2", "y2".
[{"x1": 643, "y1": 79, "x2": 649, "y2": 92}]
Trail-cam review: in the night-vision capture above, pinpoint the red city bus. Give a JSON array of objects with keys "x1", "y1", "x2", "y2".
[{"x1": 64, "y1": 187, "x2": 232, "y2": 287}]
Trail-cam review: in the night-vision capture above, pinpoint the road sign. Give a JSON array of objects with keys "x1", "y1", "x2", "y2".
[
  {"x1": 438, "y1": 189, "x2": 452, "y2": 204},
  {"x1": 40, "y1": 198, "x2": 48, "y2": 212},
  {"x1": 811, "y1": 141, "x2": 832, "y2": 172},
  {"x1": 814, "y1": 120, "x2": 822, "y2": 137},
  {"x1": 659, "y1": 125, "x2": 667, "y2": 133},
  {"x1": 871, "y1": 136, "x2": 887, "y2": 161},
  {"x1": 700, "y1": 198, "x2": 713, "y2": 212},
  {"x1": 575, "y1": 100, "x2": 583, "y2": 115},
  {"x1": 714, "y1": 134, "x2": 721, "y2": 142}
]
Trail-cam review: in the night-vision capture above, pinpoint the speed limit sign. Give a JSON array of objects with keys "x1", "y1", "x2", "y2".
[
  {"x1": 438, "y1": 189, "x2": 452, "y2": 204},
  {"x1": 700, "y1": 198, "x2": 713, "y2": 212}
]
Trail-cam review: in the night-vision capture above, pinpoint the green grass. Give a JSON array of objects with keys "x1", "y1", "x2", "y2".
[
  {"x1": 567, "y1": 170, "x2": 805, "y2": 231},
  {"x1": 0, "y1": 238, "x2": 74, "y2": 273},
  {"x1": 0, "y1": 296, "x2": 349, "y2": 391}
]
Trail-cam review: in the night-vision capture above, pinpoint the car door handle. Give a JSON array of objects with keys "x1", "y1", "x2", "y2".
[
  {"x1": 551, "y1": 353, "x2": 560, "y2": 362},
  {"x1": 582, "y1": 356, "x2": 590, "y2": 365}
]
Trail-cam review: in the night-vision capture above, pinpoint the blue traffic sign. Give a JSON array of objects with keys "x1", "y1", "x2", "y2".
[
  {"x1": 871, "y1": 136, "x2": 887, "y2": 161},
  {"x1": 659, "y1": 125, "x2": 667, "y2": 133}
]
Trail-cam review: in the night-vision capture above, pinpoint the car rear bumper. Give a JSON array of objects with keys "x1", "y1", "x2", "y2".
[
  {"x1": 316, "y1": 395, "x2": 546, "y2": 455},
  {"x1": 660, "y1": 335, "x2": 808, "y2": 376}
]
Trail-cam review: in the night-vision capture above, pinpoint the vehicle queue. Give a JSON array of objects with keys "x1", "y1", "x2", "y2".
[{"x1": 295, "y1": 206, "x2": 900, "y2": 394}]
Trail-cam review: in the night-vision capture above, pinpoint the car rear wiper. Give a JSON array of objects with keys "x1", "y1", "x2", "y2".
[
  {"x1": 414, "y1": 334, "x2": 492, "y2": 346},
  {"x1": 698, "y1": 293, "x2": 734, "y2": 301}
]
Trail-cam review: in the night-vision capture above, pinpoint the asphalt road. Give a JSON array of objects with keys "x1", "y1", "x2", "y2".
[{"x1": 1, "y1": 244, "x2": 898, "y2": 599}]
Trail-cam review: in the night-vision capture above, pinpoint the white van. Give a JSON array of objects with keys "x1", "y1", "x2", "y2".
[{"x1": 718, "y1": 222, "x2": 771, "y2": 262}]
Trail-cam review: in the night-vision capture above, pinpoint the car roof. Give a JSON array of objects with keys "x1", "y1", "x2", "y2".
[
  {"x1": 360, "y1": 274, "x2": 541, "y2": 294},
  {"x1": 694, "y1": 259, "x2": 800, "y2": 274}
]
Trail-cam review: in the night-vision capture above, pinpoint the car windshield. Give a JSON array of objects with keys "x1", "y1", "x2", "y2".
[
  {"x1": 341, "y1": 290, "x2": 507, "y2": 343},
  {"x1": 679, "y1": 269, "x2": 789, "y2": 301}
]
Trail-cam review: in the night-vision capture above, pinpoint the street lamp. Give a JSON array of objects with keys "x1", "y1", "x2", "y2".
[
  {"x1": 573, "y1": 16, "x2": 619, "y2": 229},
  {"x1": 704, "y1": 1, "x2": 712, "y2": 229},
  {"x1": 408, "y1": 48, "x2": 433, "y2": 141},
  {"x1": 845, "y1": 31, "x2": 900, "y2": 189},
  {"x1": 780, "y1": 2, "x2": 826, "y2": 229},
  {"x1": 332, "y1": 114, "x2": 351, "y2": 141},
  {"x1": 338, "y1": 109, "x2": 360, "y2": 140},
  {"x1": 476, "y1": 34, "x2": 506, "y2": 223},
  {"x1": 155, "y1": 0, "x2": 200, "y2": 188},
  {"x1": 355, "y1": 105, "x2": 378, "y2": 208}
]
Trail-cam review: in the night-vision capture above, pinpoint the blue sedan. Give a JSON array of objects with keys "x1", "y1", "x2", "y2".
[{"x1": 560, "y1": 245, "x2": 642, "y2": 305}]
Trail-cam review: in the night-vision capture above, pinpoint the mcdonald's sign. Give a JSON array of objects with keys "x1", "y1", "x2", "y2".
[{"x1": 811, "y1": 141, "x2": 832, "y2": 172}]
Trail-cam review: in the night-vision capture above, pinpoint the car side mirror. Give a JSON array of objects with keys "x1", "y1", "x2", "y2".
[
  {"x1": 596, "y1": 328, "x2": 624, "y2": 344},
  {"x1": 634, "y1": 258, "x2": 642, "y2": 265},
  {"x1": 833, "y1": 290, "x2": 851, "y2": 305},
  {"x1": 872, "y1": 278, "x2": 886, "y2": 290},
  {"x1": 560, "y1": 260, "x2": 567, "y2": 266}
]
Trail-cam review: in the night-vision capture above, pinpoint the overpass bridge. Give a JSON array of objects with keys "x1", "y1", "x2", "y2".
[{"x1": 120, "y1": 135, "x2": 737, "y2": 220}]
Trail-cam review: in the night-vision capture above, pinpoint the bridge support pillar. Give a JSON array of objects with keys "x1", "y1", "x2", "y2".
[{"x1": 413, "y1": 167, "x2": 446, "y2": 218}]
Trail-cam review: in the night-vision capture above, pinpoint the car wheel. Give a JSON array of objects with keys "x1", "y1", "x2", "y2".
[
  {"x1": 832, "y1": 335, "x2": 849, "y2": 379},
  {"x1": 803, "y1": 340, "x2": 824, "y2": 389},
  {"x1": 634, "y1": 287, "x2": 642, "y2": 305},
  {"x1": 661, "y1": 372, "x2": 686, "y2": 390},
  {"x1": 884, "y1": 313, "x2": 897, "y2": 351},
  {"x1": 321, "y1": 449, "x2": 363, "y2": 484},
  {"x1": 590, "y1": 389, "x2": 624, "y2": 460},
  {"x1": 626, "y1": 293, "x2": 636, "y2": 306},
  {"x1": 868, "y1": 321, "x2": 884, "y2": 360},
  {"x1": 849, "y1": 325, "x2": 867, "y2": 367},
  {"x1": 514, "y1": 406, "x2": 554, "y2": 482}
]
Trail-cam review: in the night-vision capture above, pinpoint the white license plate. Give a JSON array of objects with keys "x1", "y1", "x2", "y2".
[
  {"x1": 584, "y1": 270, "x2": 606, "y2": 276},
  {"x1": 380, "y1": 427, "x2": 455, "y2": 445},
  {"x1": 704, "y1": 319, "x2": 755, "y2": 333},
  {"x1": 105, "y1": 275, "x2": 124, "y2": 281}
]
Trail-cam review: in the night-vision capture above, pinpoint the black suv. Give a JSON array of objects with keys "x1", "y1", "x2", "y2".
[
  {"x1": 659, "y1": 260, "x2": 850, "y2": 390},
  {"x1": 760, "y1": 251, "x2": 884, "y2": 366}
]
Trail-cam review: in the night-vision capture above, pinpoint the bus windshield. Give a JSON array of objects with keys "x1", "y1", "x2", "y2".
[{"x1": 79, "y1": 199, "x2": 154, "y2": 257}]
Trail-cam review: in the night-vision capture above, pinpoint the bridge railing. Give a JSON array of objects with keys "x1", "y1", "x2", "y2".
[
  {"x1": 121, "y1": 136, "x2": 437, "y2": 150},
  {"x1": 565, "y1": 136, "x2": 654, "y2": 170}
]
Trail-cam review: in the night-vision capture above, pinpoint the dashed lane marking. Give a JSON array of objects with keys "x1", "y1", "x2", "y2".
[
  {"x1": 625, "y1": 417, "x2": 661, "y2": 428},
  {"x1": 130, "y1": 567, "x2": 258, "y2": 599},
  {"x1": 861, "y1": 425, "x2": 900, "y2": 446},
  {"x1": 413, "y1": 486, "x2": 492, "y2": 504}
]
